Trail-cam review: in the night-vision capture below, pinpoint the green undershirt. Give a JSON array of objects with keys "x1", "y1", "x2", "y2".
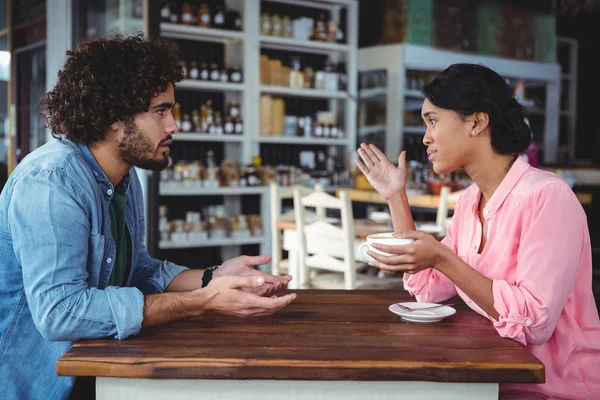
[{"x1": 107, "y1": 184, "x2": 132, "y2": 287}]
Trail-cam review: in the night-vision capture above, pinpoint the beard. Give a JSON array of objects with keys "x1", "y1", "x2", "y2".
[{"x1": 118, "y1": 118, "x2": 170, "y2": 171}]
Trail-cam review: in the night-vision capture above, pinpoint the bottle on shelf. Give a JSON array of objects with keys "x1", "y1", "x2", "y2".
[
  {"x1": 160, "y1": 2, "x2": 171, "y2": 23},
  {"x1": 323, "y1": 122, "x2": 331, "y2": 137},
  {"x1": 181, "y1": 114, "x2": 193, "y2": 132},
  {"x1": 188, "y1": 61, "x2": 199, "y2": 80},
  {"x1": 224, "y1": 116, "x2": 234, "y2": 134},
  {"x1": 314, "y1": 14, "x2": 328, "y2": 41},
  {"x1": 229, "y1": 65, "x2": 243, "y2": 83},
  {"x1": 212, "y1": 4, "x2": 225, "y2": 29},
  {"x1": 337, "y1": 62, "x2": 348, "y2": 91},
  {"x1": 225, "y1": 9, "x2": 242, "y2": 31},
  {"x1": 168, "y1": 1, "x2": 179, "y2": 23},
  {"x1": 172, "y1": 103, "x2": 182, "y2": 129},
  {"x1": 228, "y1": 101, "x2": 240, "y2": 119},
  {"x1": 197, "y1": 3, "x2": 211, "y2": 27},
  {"x1": 200, "y1": 62, "x2": 209, "y2": 80},
  {"x1": 303, "y1": 66, "x2": 314, "y2": 89},
  {"x1": 220, "y1": 68, "x2": 229, "y2": 82},
  {"x1": 200, "y1": 104, "x2": 208, "y2": 133},
  {"x1": 210, "y1": 63, "x2": 220, "y2": 81},
  {"x1": 192, "y1": 110, "x2": 201, "y2": 132},
  {"x1": 181, "y1": 2, "x2": 195, "y2": 25},
  {"x1": 323, "y1": 60, "x2": 338, "y2": 91},
  {"x1": 206, "y1": 100, "x2": 214, "y2": 131},
  {"x1": 179, "y1": 60, "x2": 187, "y2": 79},
  {"x1": 314, "y1": 121, "x2": 323, "y2": 137},
  {"x1": 271, "y1": 14, "x2": 282, "y2": 36},
  {"x1": 214, "y1": 112, "x2": 223, "y2": 135},
  {"x1": 327, "y1": 18, "x2": 338, "y2": 42},
  {"x1": 282, "y1": 16, "x2": 293, "y2": 38},
  {"x1": 234, "y1": 117, "x2": 244, "y2": 135},
  {"x1": 260, "y1": 13, "x2": 271, "y2": 35}
]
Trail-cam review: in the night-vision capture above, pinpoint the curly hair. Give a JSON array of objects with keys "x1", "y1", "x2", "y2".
[{"x1": 41, "y1": 34, "x2": 184, "y2": 144}]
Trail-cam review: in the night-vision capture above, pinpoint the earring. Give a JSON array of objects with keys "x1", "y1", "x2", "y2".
[{"x1": 471, "y1": 130, "x2": 476, "y2": 136}]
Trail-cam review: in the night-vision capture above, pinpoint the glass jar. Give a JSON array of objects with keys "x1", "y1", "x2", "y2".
[
  {"x1": 181, "y1": 114, "x2": 193, "y2": 132},
  {"x1": 224, "y1": 117, "x2": 234, "y2": 134},
  {"x1": 213, "y1": 5, "x2": 225, "y2": 29},
  {"x1": 228, "y1": 101, "x2": 240, "y2": 118},
  {"x1": 209, "y1": 63, "x2": 220, "y2": 81},
  {"x1": 229, "y1": 65, "x2": 243, "y2": 83},
  {"x1": 282, "y1": 16, "x2": 293, "y2": 38},
  {"x1": 235, "y1": 117, "x2": 243, "y2": 135},
  {"x1": 260, "y1": 13, "x2": 271, "y2": 35},
  {"x1": 200, "y1": 63, "x2": 209, "y2": 80},
  {"x1": 172, "y1": 103, "x2": 182, "y2": 129},
  {"x1": 197, "y1": 3, "x2": 210, "y2": 28},
  {"x1": 179, "y1": 60, "x2": 187, "y2": 79},
  {"x1": 160, "y1": 2, "x2": 171, "y2": 22},
  {"x1": 181, "y1": 2, "x2": 195, "y2": 25},
  {"x1": 220, "y1": 69, "x2": 229, "y2": 82},
  {"x1": 271, "y1": 14, "x2": 282, "y2": 36},
  {"x1": 188, "y1": 61, "x2": 199, "y2": 79}
]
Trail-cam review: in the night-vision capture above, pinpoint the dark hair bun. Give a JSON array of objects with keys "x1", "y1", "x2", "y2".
[{"x1": 423, "y1": 63, "x2": 531, "y2": 155}]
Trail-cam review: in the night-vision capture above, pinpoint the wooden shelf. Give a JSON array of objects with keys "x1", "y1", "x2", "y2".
[
  {"x1": 257, "y1": 136, "x2": 348, "y2": 145},
  {"x1": 159, "y1": 183, "x2": 268, "y2": 196},
  {"x1": 176, "y1": 79, "x2": 245, "y2": 92},
  {"x1": 160, "y1": 23, "x2": 244, "y2": 42},
  {"x1": 260, "y1": 35, "x2": 350, "y2": 54},
  {"x1": 260, "y1": 85, "x2": 348, "y2": 99},
  {"x1": 173, "y1": 134, "x2": 244, "y2": 142}
]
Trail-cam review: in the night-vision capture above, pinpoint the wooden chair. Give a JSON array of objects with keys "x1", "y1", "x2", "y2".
[
  {"x1": 291, "y1": 188, "x2": 363, "y2": 290},
  {"x1": 416, "y1": 185, "x2": 452, "y2": 235},
  {"x1": 269, "y1": 183, "x2": 323, "y2": 276}
]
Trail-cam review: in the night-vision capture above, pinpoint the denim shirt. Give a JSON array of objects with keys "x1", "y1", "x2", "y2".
[{"x1": 0, "y1": 139, "x2": 187, "y2": 400}]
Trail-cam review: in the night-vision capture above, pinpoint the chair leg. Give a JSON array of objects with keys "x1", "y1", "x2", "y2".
[{"x1": 288, "y1": 250, "x2": 298, "y2": 289}]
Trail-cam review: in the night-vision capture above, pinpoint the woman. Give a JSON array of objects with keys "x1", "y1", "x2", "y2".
[{"x1": 356, "y1": 63, "x2": 600, "y2": 399}]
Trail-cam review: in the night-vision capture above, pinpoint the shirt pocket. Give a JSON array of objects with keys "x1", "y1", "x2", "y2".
[{"x1": 87, "y1": 232, "x2": 105, "y2": 285}]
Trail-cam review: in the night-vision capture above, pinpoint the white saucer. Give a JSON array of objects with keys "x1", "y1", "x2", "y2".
[{"x1": 389, "y1": 302, "x2": 456, "y2": 323}]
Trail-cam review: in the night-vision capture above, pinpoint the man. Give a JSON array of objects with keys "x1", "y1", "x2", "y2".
[{"x1": 0, "y1": 34, "x2": 296, "y2": 400}]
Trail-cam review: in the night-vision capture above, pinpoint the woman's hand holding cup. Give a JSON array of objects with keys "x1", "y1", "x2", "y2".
[{"x1": 360, "y1": 231, "x2": 448, "y2": 275}]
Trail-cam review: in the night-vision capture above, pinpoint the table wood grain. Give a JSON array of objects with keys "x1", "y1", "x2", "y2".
[{"x1": 57, "y1": 290, "x2": 544, "y2": 384}]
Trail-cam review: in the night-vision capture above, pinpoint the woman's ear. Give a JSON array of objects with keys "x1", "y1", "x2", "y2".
[{"x1": 472, "y1": 112, "x2": 490, "y2": 133}]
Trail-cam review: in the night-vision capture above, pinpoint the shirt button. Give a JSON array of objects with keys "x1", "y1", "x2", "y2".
[
  {"x1": 107, "y1": 189, "x2": 113, "y2": 195},
  {"x1": 106, "y1": 258, "x2": 112, "y2": 264},
  {"x1": 525, "y1": 318, "x2": 532, "y2": 325}
]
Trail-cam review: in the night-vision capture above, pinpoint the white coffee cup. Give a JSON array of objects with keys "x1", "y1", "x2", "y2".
[{"x1": 358, "y1": 232, "x2": 415, "y2": 262}]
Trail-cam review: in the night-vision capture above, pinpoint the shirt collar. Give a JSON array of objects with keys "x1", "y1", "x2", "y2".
[
  {"x1": 74, "y1": 141, "x2": 131, "y2": 194},
  {"x1": 473, "y1": 156, "x2": 530, "y2": 219}
]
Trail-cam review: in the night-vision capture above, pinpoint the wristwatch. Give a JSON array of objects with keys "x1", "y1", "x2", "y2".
[{"x1": 201, "y1": 265, "x2": 220, "y2": 288}]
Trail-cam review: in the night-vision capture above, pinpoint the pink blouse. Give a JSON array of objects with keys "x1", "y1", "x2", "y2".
[{"x1": 404, "y1": 157, "x2": 600, "y2": 399}]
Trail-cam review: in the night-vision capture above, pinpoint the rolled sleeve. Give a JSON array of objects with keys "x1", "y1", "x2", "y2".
[
  {"x1": 9, "y1": 170, "x2": 145, "y2": 341},
  {"x1": 403, "y1": 223, "x2": 458, "y2": 302},
  {"x1": 131, "y1": 248, "x2": 188, "y2": 294},
  {"x1": 488, "y1": 183, "x2": 585, "y2": 346},
  {"x1": 105, "y1": 286, "x2": 145, "y2": 339}
]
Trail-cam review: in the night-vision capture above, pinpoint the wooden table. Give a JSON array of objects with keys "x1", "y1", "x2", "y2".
[
  {"x1": 339, "y1": 188, "x2": 593, "y2": 209},
  {"x1": 57, "y1": 290, "x2": 544, "y2": 400}
]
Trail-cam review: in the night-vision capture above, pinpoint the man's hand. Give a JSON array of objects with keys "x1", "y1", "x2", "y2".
[
  {"x1": 202, "y1": 275, "x2": 297, "y2": 318},
  {"x1": 215, "y1": 255, "x2": 292, "y2": 297}
]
